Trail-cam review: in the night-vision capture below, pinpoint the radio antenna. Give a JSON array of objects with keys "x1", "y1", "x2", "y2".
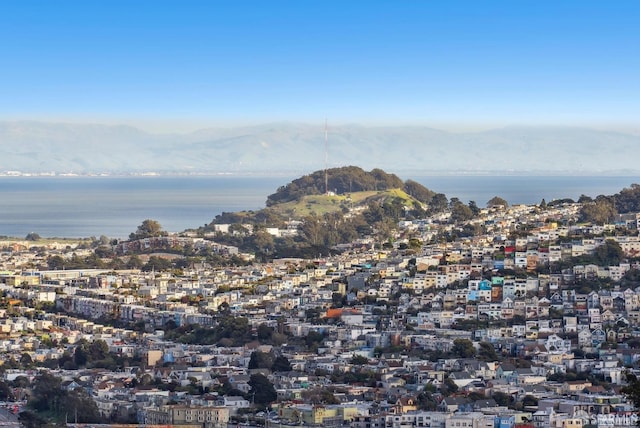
[{"x1": 324, "y1": 119, "x2": 328, "y2": 195}]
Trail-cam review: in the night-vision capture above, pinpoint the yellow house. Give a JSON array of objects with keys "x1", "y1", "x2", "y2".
[
  {"x1": 562, "y1": 380, "x2": 592, "y2": 394},
  {"x1": 6, "y1": 275, "x2": 40, "y2": 286},
  {"x1": 279, "y1": 404, "x2": 358, "y2": 425},
  {"x1": 560, "y1": 418, "x2": 583, "y2": 428},
  {"x1": 145, "y1": 405, "x2": 229, "y2": 428},
  {"x1": 395, "y1": 397, "x2": 418, "y2": 413}
]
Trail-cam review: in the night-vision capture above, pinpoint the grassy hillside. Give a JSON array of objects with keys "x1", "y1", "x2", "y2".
[
  {"x1": 209, "y1": 167, "x2": 432, "y2": 228},
  {"x1": 269, "y1": 188, "x2": 420, "y2": 218}
]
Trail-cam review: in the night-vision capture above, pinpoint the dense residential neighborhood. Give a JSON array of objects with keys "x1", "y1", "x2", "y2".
[{"x1": 3, "y1": 197, "x2": 640, "y2": 428}]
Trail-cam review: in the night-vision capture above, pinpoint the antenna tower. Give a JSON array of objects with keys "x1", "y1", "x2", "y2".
[{"x1": 324, "y1": 119, "x2": 328, "y2": 195}]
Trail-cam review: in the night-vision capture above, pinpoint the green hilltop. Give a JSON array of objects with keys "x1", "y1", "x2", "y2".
[
  {"x1": 202, "y1": 166, "x2": 438, "y2": 260},
  {"x1": 266, "y1": 165, "x2": 434, "y2": 207},
  {"x1": 211, "y1": 166, "x2": 436, "y2": 223},
  {"x1": 269, "y1": 188, "x2": 420, "y2": 218}
]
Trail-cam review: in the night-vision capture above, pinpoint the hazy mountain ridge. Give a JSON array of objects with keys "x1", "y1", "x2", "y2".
[{"x1": 1, "y1": 121, "x2": 639, "y2": 175}]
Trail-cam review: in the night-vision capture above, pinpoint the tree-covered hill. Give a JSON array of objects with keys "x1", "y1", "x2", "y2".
[
  {"x1": 578, "y1": 184, "x2": 640, "y2": 224},
  {"x1": 614, "y1": 184, "x2": 640, "y2": 213},
  {"x1": 266, "y1": 166, "x2": 434, "y2": 206},
  {"x1": 198, "y1": 167, "x2": 440, "y2": 260},
  {"x1": 209, "y1": 166, "x2": 435, "y2": 228}
]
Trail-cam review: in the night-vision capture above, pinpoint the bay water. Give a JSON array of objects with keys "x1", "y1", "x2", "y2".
[{"x1": 0, "y1": 175, "x2": 638, "y2": 239}]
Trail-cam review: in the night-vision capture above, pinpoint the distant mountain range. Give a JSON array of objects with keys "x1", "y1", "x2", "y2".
[{"x1": 1, "y1": 121, "x2": 639, "y2": 175}]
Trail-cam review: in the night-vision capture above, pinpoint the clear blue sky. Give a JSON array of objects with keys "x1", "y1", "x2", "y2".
[{"x1": 1, "y1": 1, "x2": 638, "y2": 131}]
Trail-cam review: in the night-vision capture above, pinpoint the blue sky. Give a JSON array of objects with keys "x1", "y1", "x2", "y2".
[{"x1": 1, "y1": 1, "x2": 638, "y2": 132}]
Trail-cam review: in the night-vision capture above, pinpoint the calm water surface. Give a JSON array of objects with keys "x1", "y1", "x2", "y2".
[
  {"x1": 0, "y1": 176, "x2": 288, "y2": 239},
  {"x1": 0, "y1": 175, "x2": 638, "y2": 238}
]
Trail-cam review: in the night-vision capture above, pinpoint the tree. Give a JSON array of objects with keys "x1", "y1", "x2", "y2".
[
  {"x1": 228, "y1": 223, "x2": 250, "y2": 236},
  {"x1": 110, "y1": 257, "x2": 126, "y2": 270},
  {"x1": 429, "y1": 193, "x2": 448, "y2": 213},
  {"x1": 478, "y1": 342, "x2": 499, "y2": 361},
  {"x1": 19, "y1": 410, "x2": 47, "y2": 428},
  {"x1": 579, "y1": 198, "x2": 617, "y2": 224},
  {"x1": 450, "y1": 201, "x2": 474, "y2": 222},
  {"x1": 12, "y1": 375, "x2": 30, "y2": 389},
  {"x1": 256, "y1": 324, "x2": 273, "y2": 342},
  {"x1": 468, "y1": 200, "x2": 480, "y2": 216},
  {"x1": 350, "y1": 355, "x2": 369, "y2": 365},
  {"x1": 305, "y1": 331, "x2": 324, "y2": 351},
  {"x1": 305, "y1": 307, "x2": 322, "y2": 323},
  {"x1": 28, "y1": 372, "x2": 102, "y2": 425},
  {"x1": 89, "y1": 340, "x2": 109, "y2": 361},
  {"x1": 74, "y1": 342, "x2": 88, "y2": 368},
  {"x1": 0, "y1": 380, "x2": 14, "y2": 401},
  {"x1": 129, "y1": 219, "x2": 166, "y2": 240},
  {"x1": 20, "y1": 353, "x2": 33, "y2": 368},
  {"x1": 30, "y1": 372, "x2": 62, "y2": 412},
  {"x1": 126, "y1": 254, "x2": 143, "y2": 269},
  {"x1": 47, "y1": 255, "x2": 66, "y2": 270},
  {"x1": 403, "y1": 179, "x2": 435, "y2": 203},
  {"x1": 299, "y1": 215, "x2": 324, "y2": 246},
  {"x1": 62, "y1": 388, "x2": 102, "y2": 423},
  {"x1": 492, "y1": 391, "x2": 513, "y2": 407},
  {"x1": 417, "y1": 386, "x2": 438, "y2": 410},
  {"x1": 408, "y1": 238, "x2": 422, "y2": 250},
  {"x1": 521, "y1": 395, "x2": 538, "y2": 407},
  {"x1": 248, "y1": 351, "x2": 274, "y2": 370},
  {"x1": 94, "y1": 245, "x2": 113, "y2": 258},
  {"x1": 247, "y1": 373, "x2": 277, "y2": 407},
  {"x1": 271, "y1": 355, "x2": 292, "y2": 372},
  {"x1": 142, "y1": 256, "x2": 174, "y2": 272},
  {"x1": 331, "y1": 292, "x2": 345, "y2": 308},
  {"x1": 301, "y1": 387, "x2": 340, "y2": 405},
  {"x1": 595, "y1": 239, "x2": 625, "y2": 266},
  {"x1": 251, "y1": 230, "x2": 276, "y2": 257},
  {"x1": 487, "y1": 196, "x2": 508, "y2": 208},
  {"x1": 452, "y1": 339, "x2": 476, "y2": 358},
  {"x1": 217, "y1": 301, "x2": 230, "y2": 315},
  {"x1": 614, "y1": 184, "x2": 640, "y2": 213},
  {"x1": 25, "y1": 232, "x2": 41, "y2": 241},
  {"x1": 441, "y1": 376, "x2": 458, "y2": 396},
  {"x1": 622, "y1": 370, "x2": 640, "y2": 419},
  {"x1": 137, "y1": 373, "x2": 154, "y2": 386}
]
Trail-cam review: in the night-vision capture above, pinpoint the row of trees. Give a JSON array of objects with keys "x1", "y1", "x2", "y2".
[
  {"x1": 578, "y1": 184, "x2": 640, "y2": 224},
  {"x1": 46, "y1": 253, "x2": 190, "y2": 272},
  {"x1": 20, "y1": 373, "x2": 103, "y2": 427},
  {"x1": 163, "y1": 315, "x2": 253, "y2": 347},
  {"x1": 248, "y1": 350, "x2": 292, "y2": 372}
]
